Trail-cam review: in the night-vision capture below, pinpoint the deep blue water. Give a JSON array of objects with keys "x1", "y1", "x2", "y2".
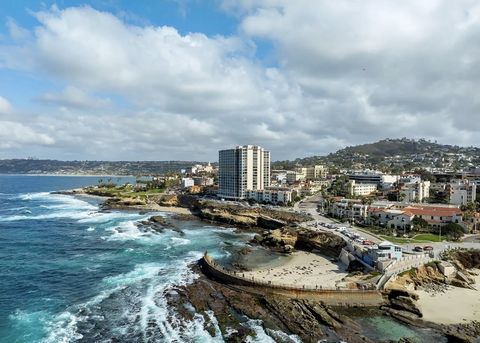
[{"x1": 0, "y1": 176, "x2": 268, "y2": 343}]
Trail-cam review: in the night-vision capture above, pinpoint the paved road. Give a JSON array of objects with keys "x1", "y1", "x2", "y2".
[
  {"x1": 463, "y1": 234, "x2": 480, "y2": 243},
  {"x1": 295, "y1": 194, "x2": 381, "y2": 244},
  {"x1": 294, "y1": 193, "x2": 480, "y2": 257}
]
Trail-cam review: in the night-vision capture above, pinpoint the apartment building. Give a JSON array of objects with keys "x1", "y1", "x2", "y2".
[
  {"x1": 329, "y1": 199, "x2": 369, "y2": 220},
  {"x1": 218, "y1": 145, "x2": 270, "y2": 200},
  {"x1": 296, "y1": 165, "x2": 327, "y2": 180},
  {"x1": 449, "y1": 180, "x2": 477, "y2": 206},
  {"x1": 348, "y1": 180, "x2": 378, "y2": 196},
  {"x1": 401, "y1": 181, "x2": 430, "y2": 203},
  {"x1": 286, "y1": 171, "x2": 305, "y2": 184},
  {"x1": 247, "y1": 187, "x2": 293, "y2": 204}
]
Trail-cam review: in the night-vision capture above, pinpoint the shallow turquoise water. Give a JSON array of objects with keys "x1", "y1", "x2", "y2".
[{"x1": 355, "y1": 315, "x2": 447, "y2": 343}]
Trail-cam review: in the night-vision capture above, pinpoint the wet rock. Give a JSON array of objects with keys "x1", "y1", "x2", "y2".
[
  {"x1": 308, "y1": 302, "x2": 342, "y2": 329},
  {"x1": 149, "y1": 216, "x2": 170, "y2": 226},
  {"x1": 443, "y1": 321, "x2": 480, "y2": 343},
  {"x1": 238, "y1": 247, "x2": 252, "y2": 256},
  {"x1": 389, "y1": 296, "x2": 422, "y2": 317},
  {"x1": 261, "y1": 297, "x2": 326, "y2": 342},
  {"x1": 382, "y1": 307, "x2": 423, "y2": 327}
]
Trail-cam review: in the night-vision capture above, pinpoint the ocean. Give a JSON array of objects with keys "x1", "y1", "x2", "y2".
[
  {"x1": 0, "y1": 175, "x2": 452, "y2": 343},
  {"x1": 0, "y1": 175, "x2": 262, "y2": 342}
]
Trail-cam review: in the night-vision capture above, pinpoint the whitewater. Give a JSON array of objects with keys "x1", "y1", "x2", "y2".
[{"x1": 0, "y1": 175, "x2": 281, "y2": 342}]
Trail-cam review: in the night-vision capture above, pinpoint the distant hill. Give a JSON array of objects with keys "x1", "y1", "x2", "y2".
[
  {"x1": 273, "y1": 138, "x2": 480, "y2": 172},
  {"x1": 0, "y1": 159, "x2": 207, "y2": 176}
]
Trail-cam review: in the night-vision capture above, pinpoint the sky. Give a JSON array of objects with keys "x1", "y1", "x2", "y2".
[{"x1": 0, "y1": 1, "x2": 479, "y2": 161}]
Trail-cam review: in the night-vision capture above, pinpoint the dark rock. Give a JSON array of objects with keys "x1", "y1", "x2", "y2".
[
  {"x1": 257, "y1": 216, "x2": 286, "y2": 230},
  {"x1": 347, "y1": 260, "x2": 366, "y2": 273},
  {"x1": 389, "y1": 296, "x2": 422, "y2": 317},
  {"x1": 149, "y1": 216, "x2": 170, "y2": 225},
  {"x1": 308, "y1": 302, "x2": 342, "y2": 329},
  {"x1": 382, "y1": 307, "x2": 423, "y2": 327},
  {"x1": 295, "y1": 229, "x2": 346, "y2": 258},
  {"x1": 261, "y1": 297, "x2": 326, "y2": 342},
  {"x1": 388, "y1": 288, "x2": 419, "y2": 301},
  {"x1": 443, "y1": 332, "x2": 474, "y2": 343}
]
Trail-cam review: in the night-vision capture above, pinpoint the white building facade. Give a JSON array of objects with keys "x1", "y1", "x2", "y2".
[
  {"x1": 218, "y1": 145, "x2": 271, "y2": 200},
  {"x1": 402, "y1": 181, "x2": 430, "y2": 203},
  {"x1": 181, "y1": 178, "x2": 195, "y2": 188},
  {"x1": 247, "y1": 187, "x2": 293, "y2": 204},
  {"x1": 348, "y1": 180, "x2": 377, "y2": 196},
  {"x1": 449, "y1": 180, "x2": 477, "y2": 206}
]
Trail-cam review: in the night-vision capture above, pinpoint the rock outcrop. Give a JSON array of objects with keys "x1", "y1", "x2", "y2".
[
  {"x1": 255, "y1": 227, "x2": 346, "y2": 256},
  {"x1": 295, "y1": 230, "x2": 346, "y2": 257},
  {"x1": 390, "y1": 261, "x2": 476, "y2": 292},
  {"x1": 196, "y1": 203, "x2": 308, "y2": 231},
  {"x1": 167, "y1": 265, "x2": 374, "y2": 343}
]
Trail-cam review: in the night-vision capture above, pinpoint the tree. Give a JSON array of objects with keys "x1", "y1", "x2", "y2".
[
  {"x1": 442, "y1": 223, "x2": 465, "y2": 241},
  {"x1": 411, "y1": 216, "x2": 428, "y2": 232}
]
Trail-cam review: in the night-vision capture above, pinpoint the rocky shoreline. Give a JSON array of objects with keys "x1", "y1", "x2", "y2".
[
  {"x1": 56, "y1": 188, "x2": 310, "y2": 232},
  {"x1": 130, "y1": 214, "x2": 480, "y2": 342},
  {"x1": 58, "y1": 187, "x2": 480, "y2": 342}
]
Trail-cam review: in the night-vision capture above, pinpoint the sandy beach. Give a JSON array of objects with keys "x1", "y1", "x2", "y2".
[
  {"x1": 416, "y1": 272, "x2": 480, "y2": 324},
  {"x1": 242, "y1": 251, "x2": 348, "y2": 288}
]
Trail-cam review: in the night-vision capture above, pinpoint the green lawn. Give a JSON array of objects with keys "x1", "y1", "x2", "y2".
[
  {"x1": 379, "y1": 233, "x2": 443, "y2": 244},
  {"x1": 87, "y1": 186, "x2": 165, "y2": 198},
  {"x1": 412, "y1": 233, "x2": 442, "y2": 242},
  {"x1": 379, "y1": 235, "x2": 417, "y2": 244}
]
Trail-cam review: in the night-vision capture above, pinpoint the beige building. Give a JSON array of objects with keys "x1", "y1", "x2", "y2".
[
  {"x1": 348, "y1": 180, "x2": 377, "y2": 196},
  {"x1": 297, "y1": 165, "x2": 327, "y2": 180},
  {"x1": 401, "y1": 181, "x2": 430, "y2": 203},
  {"x1": 449, "y1": 180, "x2": 476, "y2": 206}
]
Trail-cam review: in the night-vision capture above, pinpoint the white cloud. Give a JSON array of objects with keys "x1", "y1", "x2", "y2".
[
  {"x1": 6, "y1": 17, "x2": 30, "y2": 40},
  {"x1": 1, "y1": 3, "x2": 480, "y2": 159},
  {"x1": 0, "y1": 96, "x2": 55, "y2": 150},
  {"x1": 0, "y1": 120, "x2": 55, "y2": 148},
  {"x1": 0, "y1": 96, "x2": 12, "y2": 114},
  {"x1": 38, "y1": 86, "x2": 111, "y2": 109}
]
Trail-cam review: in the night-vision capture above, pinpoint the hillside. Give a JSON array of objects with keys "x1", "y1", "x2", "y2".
[
  {"x1": 0, "y1": 159, "x2": 206, "y2": 176},
  {"x1": 273, "y1": 138, "x2": 480, "y2": 172}
]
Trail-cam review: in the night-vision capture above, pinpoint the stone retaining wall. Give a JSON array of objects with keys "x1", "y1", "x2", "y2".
[{"x1": 200, "y1": 253, "x2": 387, "y2": 307}]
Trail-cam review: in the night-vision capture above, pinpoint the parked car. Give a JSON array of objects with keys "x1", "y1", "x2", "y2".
[
  {"x1": 413, "y1": 246, "x2": 424, "y2": 252},
  {"x1": 423, "y1": 246, "x2": 434, "y2": 251}
]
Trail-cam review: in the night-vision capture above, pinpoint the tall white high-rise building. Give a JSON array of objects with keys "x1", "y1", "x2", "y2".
[{"x1": 218, "y1": 145, "x2": 271, "y2": 200}]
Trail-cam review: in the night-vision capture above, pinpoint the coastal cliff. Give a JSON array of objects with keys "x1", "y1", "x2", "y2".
[{"x1": 67, "y1": 187, "x2": 310, "y2": 231}]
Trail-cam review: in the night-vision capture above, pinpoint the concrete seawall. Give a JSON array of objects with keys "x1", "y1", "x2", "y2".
[{"x1": 199, "y1": 253, "x2": 387, "y2": 307}]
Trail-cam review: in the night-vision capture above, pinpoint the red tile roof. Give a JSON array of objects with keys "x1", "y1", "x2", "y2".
[{"x1": 403, "y1": 206, "x2": 461, "y2": 217}]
